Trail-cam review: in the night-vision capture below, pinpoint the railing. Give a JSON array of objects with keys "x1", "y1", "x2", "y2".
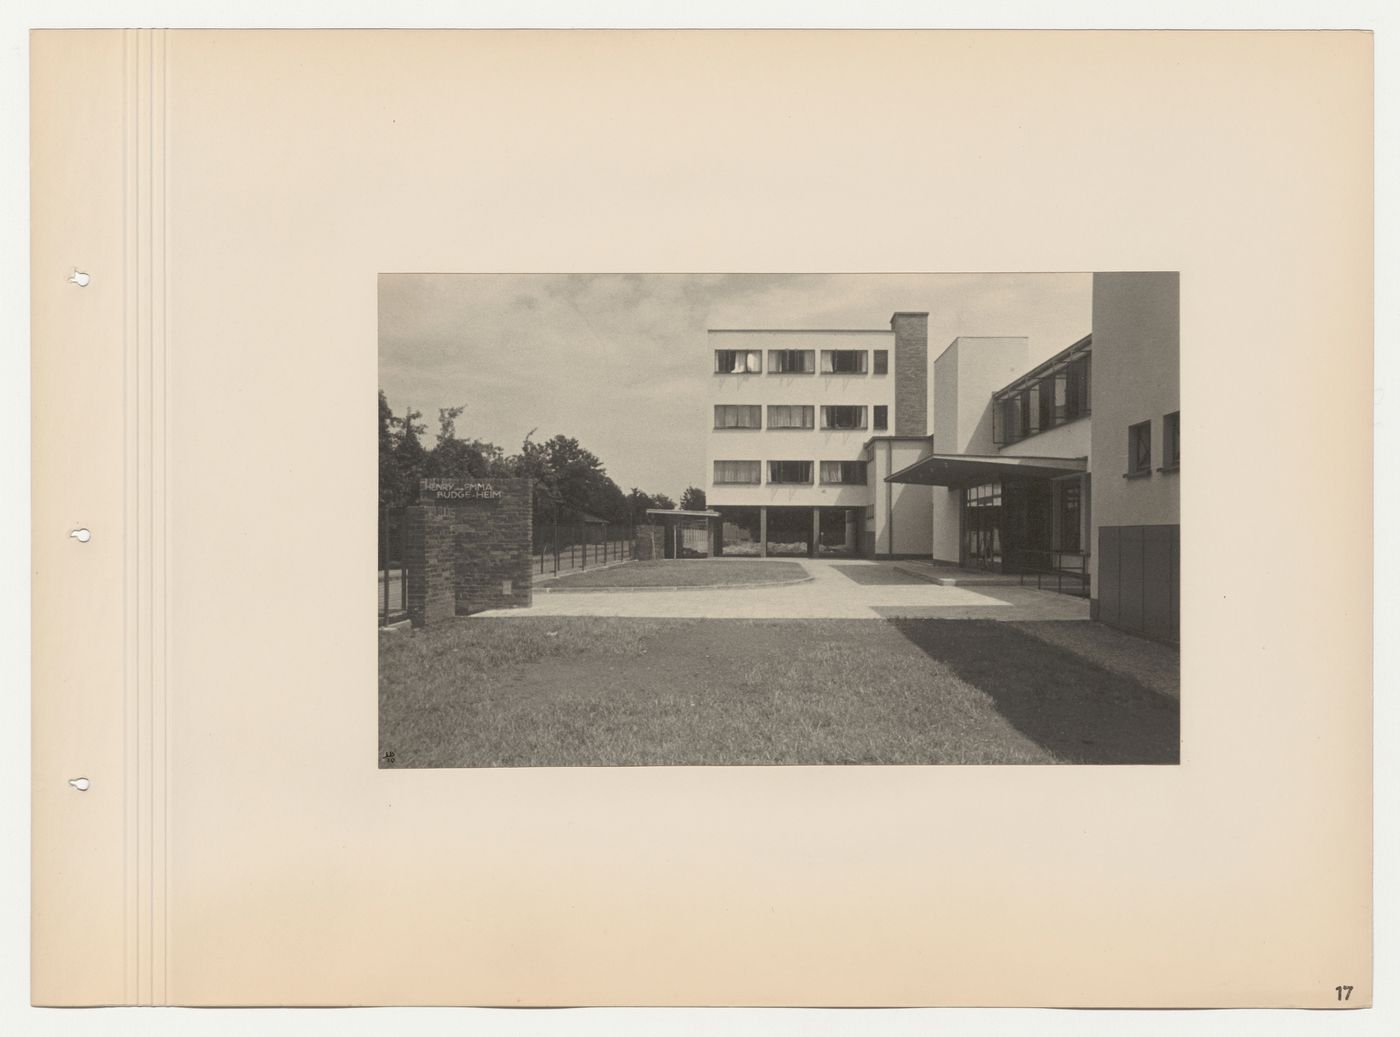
[
  {"x1": 533, "y1": 523, "x2": 635, "y2": 577},
  {"x1": 379, "y1": 508, "x2": 409, "y2": 626},
  {"x1": 1009, "y1": 548, "x2": 1091, "y2": 598}
]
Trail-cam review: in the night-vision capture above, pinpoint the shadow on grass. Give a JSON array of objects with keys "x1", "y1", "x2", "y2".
[{"x1": 887, "y1": 620, "x2": 1180, "y2": 764}]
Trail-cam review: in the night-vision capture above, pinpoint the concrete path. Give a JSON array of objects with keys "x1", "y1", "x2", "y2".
[{"x1": 476, "y1": 558, "x2": 1091, "y2": 621}]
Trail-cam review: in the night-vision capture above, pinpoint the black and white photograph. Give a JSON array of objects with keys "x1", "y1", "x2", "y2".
[{"x1": 378, "y1": 272, "x2": 1180, "y2": 768}]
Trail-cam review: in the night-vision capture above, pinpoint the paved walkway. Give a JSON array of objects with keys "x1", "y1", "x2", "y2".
[{"x1": 476, "y1": 558, "x2": 1091, "y2": 621}]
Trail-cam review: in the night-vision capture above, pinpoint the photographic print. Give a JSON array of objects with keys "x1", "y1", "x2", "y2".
[{"x1": 378, "y1": 273, "x2": 1180, "y2": 768}]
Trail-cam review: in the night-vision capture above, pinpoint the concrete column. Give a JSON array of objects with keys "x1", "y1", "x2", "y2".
[
  {"x1": 811, "y1": 508, "x2": 821, "y2": 559},
  {"x1": 759, "y1": 507, "x2": 768, "y2": 559},
  {"x1": 843, "y1": 509, "x2": 856, "y2": 551}
]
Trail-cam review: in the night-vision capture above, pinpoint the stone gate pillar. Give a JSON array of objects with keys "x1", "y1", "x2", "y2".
[{"x1": 404, "y1": 477, "x2": 534, "y2": 626}]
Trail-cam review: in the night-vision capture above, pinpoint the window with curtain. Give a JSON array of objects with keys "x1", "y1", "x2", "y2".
[
  {"x1": 713, "y1": 405, "x2": 762, "y2": 429},
  {"x1": 767, "y1": 460, "x2": 813, "y2": 484},
  {"x1": 820, "y1": 350, "x2": 867, "y2": 374},
  {"x1": 873, "y1": 405, "x2": 888, "y2": 431},
  {"x1": 820, "y1": 461, "x2": 868, "y2": 485},
  {"x1": 873, "y1": 350, "x2": 888, "y2": 375},
  {"x1": 766, "y1": 404, "x2": 815, "y2": 429},
  {"x1": 820, "y1": 405, "x2": 867, "y2": 430},
  {"x1": 713, "y1": 349, "x2": 762, "y2": 374},
  {"x1": 713, "y1": 460, "x2": 761, "y2": 484},
  {"x1": 768, "y1": 349, "x2": 815, "y2": 374}
]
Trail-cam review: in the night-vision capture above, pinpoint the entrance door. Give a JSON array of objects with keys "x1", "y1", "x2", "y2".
[
  {"x1": 961, "y1": 482, "x2": 1003, "y2": 571},
  {"x1": 1002, "y1": 480, "x2": 1053, "y2": 572}
]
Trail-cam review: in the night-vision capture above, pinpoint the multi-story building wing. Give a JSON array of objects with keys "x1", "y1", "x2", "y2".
[{"x1": 704, "y1": 313, "x2": 933, "y2": 557}]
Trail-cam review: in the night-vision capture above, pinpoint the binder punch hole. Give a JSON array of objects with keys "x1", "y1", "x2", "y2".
[
  {"x1": 67, "y1": 268, "x2": 90, "y2": 287},
  {"x1": 68, "y1": 778, "x2": 90, "y2": 792},
  {"x1": 70, "y1": 528, "x2": 91, "y2": 543}
]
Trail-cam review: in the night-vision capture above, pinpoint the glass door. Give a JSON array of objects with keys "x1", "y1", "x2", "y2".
[{"x1": 961, "y1": 481, "x2": 1003, "y2": 571}]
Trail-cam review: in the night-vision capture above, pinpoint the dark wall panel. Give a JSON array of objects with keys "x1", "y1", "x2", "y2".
[
  {"x1": 1143, "y1": 525, "x2": 1174, "y2": 640},
  {"x1": 1098, "y1": 525, "x2": 1121, "y2": 626},
  {"x1": 1097, "y1": 523, "x2": 1180, "y2": 643},
  {"x1": 1118, "y1": 526, "x2": 1145, "y2": 632}
]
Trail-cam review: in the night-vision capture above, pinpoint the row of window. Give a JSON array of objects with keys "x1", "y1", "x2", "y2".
[
  {"x1": 714, "y1": 349, "x2": 888, "y2": 376},
  {"x1": 992, "y1": 355, "x2": 1091, "y2": 445},
  {"x1": 712, "y1": 460, "x2": 869, "y2": 486},
  {"x1": 713, "y1": 404, "x2": 889, "y2": 432},
  {"x1": 1127, "y1": 411, "x2": 1181, "y2": 477}
]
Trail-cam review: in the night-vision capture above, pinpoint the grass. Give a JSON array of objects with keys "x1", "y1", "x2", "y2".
[
  {"x1": 379, "y1": 617, "x2": 1179, "y2": 767},
  {"x1": 544, "y1": 559, "x2": 808, "y2": 589}
]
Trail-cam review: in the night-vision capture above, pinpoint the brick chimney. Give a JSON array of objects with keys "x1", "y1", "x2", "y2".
[{"x1": 890, "y1": 312, "x2": 929, "y2": 436}]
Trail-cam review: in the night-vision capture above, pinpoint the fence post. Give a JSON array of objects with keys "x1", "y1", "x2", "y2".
[{"x1": 580, "y1": 525, "x2": 586, "y2": 569}]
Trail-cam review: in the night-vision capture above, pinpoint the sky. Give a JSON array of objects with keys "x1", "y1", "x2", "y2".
[{"x1": 379, "y1": 273, "x2": 1093, "y2": 500}]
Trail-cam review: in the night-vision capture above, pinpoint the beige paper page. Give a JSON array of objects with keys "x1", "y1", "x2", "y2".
[{"x1": 32, "y1": 28, "x2": 1372, "y2": 1007}]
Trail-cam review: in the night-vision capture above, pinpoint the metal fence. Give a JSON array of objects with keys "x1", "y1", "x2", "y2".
[
  {"x1": 379, "y1": 509, "x2": 408, "y2": 626},
  {"x1": 379, "y1": 512, "x2": 638, "y2": 626},
  {"x1": 1008, "y1": 548, "x2": 1091, "y2": 598},
  {"x1": 533, "y1": 522, "x2": 635, "y2": 577}
]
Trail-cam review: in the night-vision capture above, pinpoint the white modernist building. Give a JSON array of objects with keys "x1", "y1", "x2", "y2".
[
  {"x1": 704, "y1": 312, "x2": 933, "y2": 557},
  {"x1": 701, "y1": 275, "x2": 1179, "y2": 642}
]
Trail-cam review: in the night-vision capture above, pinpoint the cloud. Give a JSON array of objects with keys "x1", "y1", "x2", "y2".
[{"x1": 379, "y1": 273, "x2": 1092, "y2": 498}]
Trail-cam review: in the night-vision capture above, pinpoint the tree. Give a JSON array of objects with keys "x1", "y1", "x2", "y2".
[
  {"x1": 679, "y1": 486, "x2": 706, "y2": 511},
  {"x1": 626, "y1": 488, "x2": 677, "y2": 523},
  {"x1": 378, "y1": 390, "x2": 398, "y2": 508},
  {"x1": 426, "y1": 405, "x2": 511, "y2": 481}
]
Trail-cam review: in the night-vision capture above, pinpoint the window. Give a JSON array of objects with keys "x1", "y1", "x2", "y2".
[
  {"x1": 873, "y1": 405, "x2": 888, "y2": 431},
  {"x1": 1065, "y1": 357, "x2": 1090, "y2": 419},
  {"x1": 991, "y1": 344, "x2": 1092, "y2": 445},
  {"x1": 714, "y1": 349, "x2": 762, "y2": 374},
  {"x1": 1163, "y1": 411, "x2": 1180, "y2": 469},
  {"x1": 713, "y1": 460, "x2": 761, "y2": 485},
  {"x1": 873, "y1": 350, "x2": 888, "y2": 375},
  {"x1": 766, "y1": 404, "x2": 815, "y2": 429},
  {"x1": 768, "y1": 349, "x2": 815, "y2": 374},
  {"x1": 820, "y1": 405, "x2": 867, "y2": 430},
  {"x1": 820, "y1": 349, "x2": 867, "y2": 374},
  {"x1": 1057, "y1": 482, "x2": 1082, "y2": 553},
  {"x1": 767, "y1": 460, "x2": 813, "y2": 484},
  {"x1": 995, "y1": 395, "x2": 1021, "y2": 444},
  {"x1": 1128, "y1": 420, "x2": 1152, "y2": 476},
  {"x1": 820, "y1": 461, "x2": 868, "y2": 485},
  {"x1": 713, "y1": 405, "x2": 762, "y2": 430}
]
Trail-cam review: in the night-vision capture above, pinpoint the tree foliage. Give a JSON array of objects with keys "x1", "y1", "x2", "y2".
[
  {"x1": 679, "y1": 486, "x2": 707, "y2": 511},
  {"x1": 378, "y1": 391, "x2": 674, "y2": 530}
]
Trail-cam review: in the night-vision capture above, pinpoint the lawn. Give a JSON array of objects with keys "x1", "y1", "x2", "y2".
[
  {"x1": 379, "y1": 617, "x2": 1179, "y2": 767},
  {"x1": 544, "y1": 559, "x2": 808, "y2": 589}
]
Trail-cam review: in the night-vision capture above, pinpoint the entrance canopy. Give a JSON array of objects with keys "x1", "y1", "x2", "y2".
[
  {"x1": 645, "y1": 509, "x2": 722, "y2": 520},
  {"x1": 887, "y1": 453, "x2": 1086, "y2": 487}
]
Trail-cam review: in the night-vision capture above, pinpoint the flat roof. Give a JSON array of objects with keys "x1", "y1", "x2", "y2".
[
  {"x1": 707, "y1": 328, "x2": 892, "y2": 335},
  {"x1": 887, "y1": 453, "x2": 1087, "y2": 487},
  {"x1": 862, "y1": 434, "x2": 936, "y2": 449},
  {"x1": 645, "y1": 508, "x2": 721, "y2": 518}
]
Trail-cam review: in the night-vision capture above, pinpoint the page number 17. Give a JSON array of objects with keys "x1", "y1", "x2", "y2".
[{"x1": 1335, "y1": 985, "x2": 1353, "y2": 1001}]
